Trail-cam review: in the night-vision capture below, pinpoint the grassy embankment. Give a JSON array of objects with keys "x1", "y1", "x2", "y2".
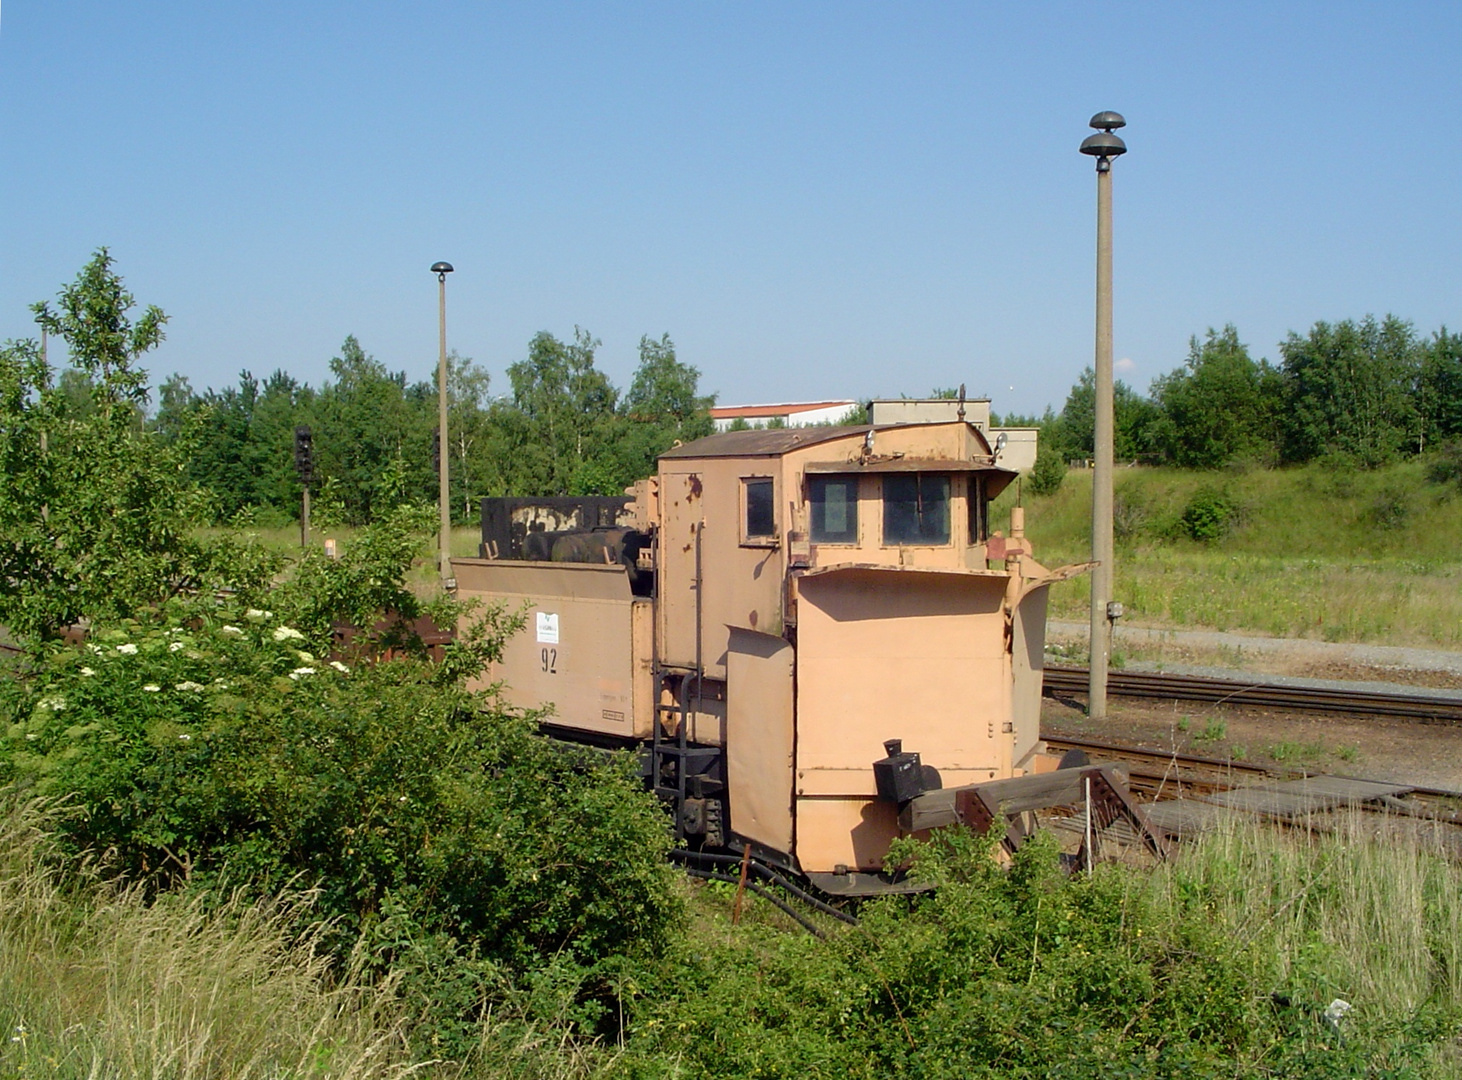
[{"x1": 992, "y1": 460, "x2": 1462, "y2": 650}]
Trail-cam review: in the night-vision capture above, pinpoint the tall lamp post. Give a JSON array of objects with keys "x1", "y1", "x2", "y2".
[
  {"x1": 432, "y1": 261, "x2": 455, "y2": 587},
  {"x1": 1079, "y1": 111, "x2": 1126, "y2": 719}
]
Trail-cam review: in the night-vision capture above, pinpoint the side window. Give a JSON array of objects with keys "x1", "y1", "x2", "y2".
[
  {"x1": 967, "y1": 475, "x2": 987, "y2": 544},
  {"x1": 809, "y1": 475, "x2": 859, "y2": 544},
  {"x1": 742, "y1": 477, "x2": 776, "y2": 542},
  {"x1": 883, "y1": 474, "x2": 950, "y2": 545}
]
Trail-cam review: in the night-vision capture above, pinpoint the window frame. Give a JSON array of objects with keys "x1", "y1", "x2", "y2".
[
  {"x1": 807, "y1": 474, "x2": 860, "y2": 546},
  {"x1": 880, "y1": 473, "x2": 952, "y2": 547},
  {"x1": 739, "y1": 475, "x2": 779, "y2": 547},
  {"x1": 966, "y1": 475, "x2": 988, "y2": 546}
]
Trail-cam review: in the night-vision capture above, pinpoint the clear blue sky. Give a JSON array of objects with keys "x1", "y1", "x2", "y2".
[{"x1": 3, "y1": 2, "x2": 1459, "y2": 418}]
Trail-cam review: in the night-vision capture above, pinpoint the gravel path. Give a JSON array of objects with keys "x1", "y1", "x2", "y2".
[{"x1": 1047, "y1": 619, "x2": 1462, "y2": 681}]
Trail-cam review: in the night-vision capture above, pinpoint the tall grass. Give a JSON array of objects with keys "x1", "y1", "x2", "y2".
[
  {"x1": 1146, "y1": 813, "x2": 1462, "y2": 1025},
  {"x1": 996, "y1": 463, "x2": 1462, "y2": 647},
  {"x1": 0, "y1": 797, "x2": 412, "y2": 1079},
  {"x1": 200, "y1": 525, "x2": 484, "y2": 561},
  {"x1": 0, "y1": 790, "x2": 622, "y2": 1079}
]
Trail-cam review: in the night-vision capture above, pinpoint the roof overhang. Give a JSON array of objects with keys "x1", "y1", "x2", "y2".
[
  {"x1": 804, "y1": 457, "x2": 1012, "y2": 474},
  {"x1": 796, "y1": 562, "x2": 1013, "y2": 581}
]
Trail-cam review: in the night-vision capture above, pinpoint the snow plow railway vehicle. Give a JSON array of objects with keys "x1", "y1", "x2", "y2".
[{"x1": 454, "y1": 421, "x2": 1161, "y2": 895}]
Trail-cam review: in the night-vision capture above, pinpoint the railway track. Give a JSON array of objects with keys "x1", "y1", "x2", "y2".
[
  {"x1": 1041, "y1": 733, "x2": 1271, "y2": 798},
  {"x1": 1043, "y1": 665, "x2": 1462, "y2": 723},
  {"x1": 1042, "y1": 733, "x2": 1462, "y2": 823}
]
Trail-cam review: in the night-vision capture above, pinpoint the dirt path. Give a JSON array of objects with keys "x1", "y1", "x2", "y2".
[{"x1": 1047, "y1": 619, "x2": 1462, "y2": 689}]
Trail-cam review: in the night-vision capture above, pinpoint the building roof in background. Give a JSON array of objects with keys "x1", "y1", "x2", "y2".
[{"x1": 710, "y1": 400, "x2": 856, "y2": 420}]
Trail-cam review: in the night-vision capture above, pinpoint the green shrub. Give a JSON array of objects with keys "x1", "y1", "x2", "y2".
[
  {"x1": 1028, "y1": 446, "x2": 1067, "y2": 496},
  {"x1": 1426, "y1": 440, "x2": 1462, "y2": 490},
  {"x1": 1364, "y1": 485, "x2": 1412, "y2": 531},
  {"x1": 1113, "y1": 491, "x2": 1150, "y2": 541},
  {"x1": 1178, "y1": 487, "x2": 1239, "y2": 542},
  {"x1": 0, "y1": 603, "x2": 681, "y2": 1006},
  {"x1": 620, "y1": 831, "x2": 1267, "y2": 1078}
]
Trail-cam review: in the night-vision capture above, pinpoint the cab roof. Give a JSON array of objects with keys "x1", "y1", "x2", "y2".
[{"x1": 658, "y1": 425, "x2": 871, "y2": 459}]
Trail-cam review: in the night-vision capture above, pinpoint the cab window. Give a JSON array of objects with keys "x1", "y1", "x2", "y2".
[
  {"x1": 967, "y1": 476, "x2": 987, "y2": 544},
  {"x1": 809, "y1": 475, "x2": 858, "y2": 544},
  {"x1": 742, "y1": 477, "x2": 776, "y2": 541},
  {"x1": 883, "y1": 474, "x2": 950, "y2": 545}
]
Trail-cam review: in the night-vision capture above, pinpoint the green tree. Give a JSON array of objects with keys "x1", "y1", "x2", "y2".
[
  {"x1": 1419, "y1": 327, "x2": 1462, "y2": 448},
  {"x1": 1149, "y1": 326, "x2": 1283, "y2": 468},
  {"x1": 0, "y1": 250, "x2": 277, "y2": 642},
  {"x1": 1054, "y1": 367, "x2": 1159, "y2": 462},
  {"x1": 1279, "y1": 315, "x2": 1420, "y2": 465},
  {"x1": 502, "y1": 328, "x2": 619, "y2": 495},
  {"x1": 151, "y1": 372, "x2": 199, "y2": 443},
  {"x1": 989, "y1": 410, "x2": 1043, "y2": 427},
  {"x1": 170, "y1": 370, "x2": 317, "y2": 522},
  {"x1": 313, "y1": 336, "x2": 434, "y2": 522},
  {"x1": 446, "y1": 351, "x2": 495, "y2": 519},
  {"x1": 32, "y1": 247, "x2": 165, "y2": 416},
  {"x1": 614, "y1": 334, "x2": 716, "y2": 482},
  {"x1": 1027, "y1": 445, "x2": 1067, "y2": 495},
  {"x1": 251, "y1": 370, "x2": 317, "y2": 515}
]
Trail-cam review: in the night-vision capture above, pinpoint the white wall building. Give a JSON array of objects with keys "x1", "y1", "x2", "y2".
[
  {"x1": 708, "y1": 396, "x2": 1038, "y2": 471},
  {"x1": 866, "y1": 398, "x2": 1038, "y2": 472},
  {"x1": 710, "y1": 400, "x2": 859, "y2": 432}
]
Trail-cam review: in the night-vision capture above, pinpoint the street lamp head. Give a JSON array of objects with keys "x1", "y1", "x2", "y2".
[
  {"x1": 1080, "y1": 131, "x2": 1127, "y2": 157},
  {"x1": 1080, "y1": 126, "x2": 1127, "y2": 173},
  {"x1": 431, "y1": 261, "x2": 454, "y2": 279},
  {"x1": 1089, "y1": 111, "x2": 1126, "y2": 131}
]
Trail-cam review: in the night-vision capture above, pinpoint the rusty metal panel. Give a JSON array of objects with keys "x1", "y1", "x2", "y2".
[
  {"x1": 791, "y1": 566, "x2": 1011, "y2": 872},
  {"x1": 454, "y1": 558, "x2": 632, "y2": 602},
  {"x1": 657, "y1": 464, "x2": 784, "y2": 679},
  {"x1": 452, "y1": 559, "x2": 638, "y2": 739},
  {"x1": 803, "y1": 458, "x2": 1002, "y2": 474},
  {"x1": 726, "y1": 628, "x2": 795, "y2": 853},
  {"x1": 630, "y1": 599, "x2": 654, "y2": 740},
  {"x1": 658, "y1": 423, "x2": 1016, "y2": 679},
  {"x1": 656, "y1": 470, "x2": 703, "y2": 673},
  {"x1": 479, "y1": 496, "x2": 633, "y2": 560}
]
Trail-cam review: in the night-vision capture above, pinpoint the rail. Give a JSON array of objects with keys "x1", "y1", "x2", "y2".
[
  {"x1": 1042, "y1": 733, "x2": 1462, "y2": 820},
  {"x1": 1043, "y1": 665, "x2": 1462, "y2": 723}
]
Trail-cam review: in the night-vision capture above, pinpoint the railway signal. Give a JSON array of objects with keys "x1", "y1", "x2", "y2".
[{"x1": 293, "y1": 425, "x2": 313, "y2": 547}]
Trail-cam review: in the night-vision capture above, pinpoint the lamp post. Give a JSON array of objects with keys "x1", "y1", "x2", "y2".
[
  {"x1": 432, "y1": 261, "x2": 454, "y2": 587},
  {"x1": 1079, "y1": 111, "x2": 1126, "y2": 719}
]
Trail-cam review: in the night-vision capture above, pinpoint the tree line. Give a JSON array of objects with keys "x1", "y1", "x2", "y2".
[
  {"x1": 146, "y1": 328, "x2": 715, "y2": 526},
  {"x1": 1004, "y1": 319, "x2": 1462, "y2": 483},
  {"x1": 15, "y1": 252, "x2": 1462, "y2": 529},
  {"x1": 166, "y1": 315, "x2": 1461, "y2": 525}
]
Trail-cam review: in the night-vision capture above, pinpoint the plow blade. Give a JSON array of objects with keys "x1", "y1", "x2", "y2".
[{"x1": 899, "y1": 766, "x2": 1173, "y2": 863}]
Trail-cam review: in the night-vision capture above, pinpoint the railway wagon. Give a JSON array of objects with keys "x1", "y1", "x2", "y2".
[{"x1": 452, "y1": 420, "x2": 1086, "y2": 893}]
